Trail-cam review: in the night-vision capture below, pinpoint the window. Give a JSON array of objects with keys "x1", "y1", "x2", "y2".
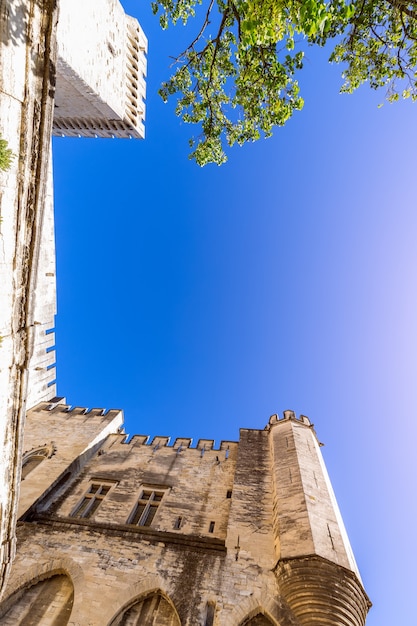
[
  {"x1": 173, "y1": 516, "x2": 182, "y2": 530},
  {"x1": 204, "y1": 602, "x2": 216, "y2": 626},
  {"x1": 209, "y1": 521, "x2": 215, "y2": 533},
  {"x1": 21, "y1": 452, "x2": 47, "y2": 479},
  {"x1": 128, "y1": 488, "x2": 165, "y2": 527},
  {"x1": 21, "y1": 445, "x2": 54, "y2": 479},
  {"x1": 226, "y1": 490, "x2": 232, "y2": 499},
  {"x1": 71, "y1": 481, "x2": 114, "y2": 519}
]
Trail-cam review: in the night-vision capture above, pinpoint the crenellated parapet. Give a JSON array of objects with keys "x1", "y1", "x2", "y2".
[
  {"x1": 267, "y1": 409, "x2": 322, "y2": 443},
  {"x1": 0, "y1": 403, "x2": 370, "y2": 624},
  {"x1": 44, "y1": 402, "x2": 123, "y2": 420},
  {"x1": 115, "y1": 433, "x2": 235, "y2": 453}
]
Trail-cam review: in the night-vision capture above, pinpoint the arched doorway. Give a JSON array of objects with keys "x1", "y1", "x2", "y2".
[{"x1": 0, "y1": 573, "x2": 74, "y2": 625}]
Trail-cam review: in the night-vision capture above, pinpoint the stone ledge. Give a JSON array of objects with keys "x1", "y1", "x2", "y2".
[{"x1": 19, "y1": 516, "x2": 227, "y2": 553}]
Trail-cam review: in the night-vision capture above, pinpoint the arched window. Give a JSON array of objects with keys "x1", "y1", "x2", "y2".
[
  {"x1": 0, "y1": 573, "x2": 74, "y2": 625},
  {"x1": 109, "y1": 591, "x2": 180, "y2": 626},
  {"x1": 21, "y1": 447, "x2": 51, "y2": 480},
  {"x1": 240, "y1": 613, "x2": 275, "y2": 625}
]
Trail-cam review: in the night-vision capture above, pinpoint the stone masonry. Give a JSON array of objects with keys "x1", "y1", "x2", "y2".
[
  {"x1": 0, "y1": 3, "x2": 369, "y2": 624},
  {"x1": 0, "y1": 0, "x2": 59, "y2": 595},
  {"x1": 0, "y1": 404, "x2": 370, "y2": 625},
  {"x1": 54, "y1": 0, "x2": 147, "y2": 139},
  {"x1": 0, "y1": 0, "x2": 146, "y2": 594}
]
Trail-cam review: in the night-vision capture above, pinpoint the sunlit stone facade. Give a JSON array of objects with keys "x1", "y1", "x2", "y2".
[
  {"x1": 0, "y1": 3, "x2": 369, "y2": 624},
  {"x1": 54, "y1": 0, "x2": 147, "y2": 139},
  {"x1": 0, "y1": 404, "x2": 370, "y2": 625},
  {"x1": 0, "y1": 0, "x2": 146, "y2": 596}
]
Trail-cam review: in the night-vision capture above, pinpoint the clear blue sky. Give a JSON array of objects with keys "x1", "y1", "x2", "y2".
[{"x1": 52, "y1": 2, "x2": 417, "y2": 624}]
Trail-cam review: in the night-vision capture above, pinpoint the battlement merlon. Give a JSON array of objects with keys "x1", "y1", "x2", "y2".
[
  {"x1": 29, "y1": 403, "x2": 238, "y2": 452},
  {"x1": 108, "y1": 433, "x2": 238, "y2": 453},
  {"x1": 53, "y1": 0, "x2": 147, "y2": 139}
]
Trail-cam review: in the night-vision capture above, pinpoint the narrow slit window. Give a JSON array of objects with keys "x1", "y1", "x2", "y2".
[
  {"x1": 209, "y1": 521, "x2": 215, "y2": 533},
  {"x1": 205, "y1": 602, "x2": 216, "y2": 626},
  {"x1": 226, "y1": 490, "x2": 232, "y2": 499},
  {"x1": 173, "y1": 516, "x2": 182, "y2": 530}
]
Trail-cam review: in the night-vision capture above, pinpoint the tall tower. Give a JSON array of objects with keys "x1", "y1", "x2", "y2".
[
  {"x1": 54, "y1": 0, "x2": 147, "y2": 139},
  {"x1": 0, "y1": 0, "x2": 146, "y2": 595},
  {"x1": 268, "y1": 412, "x2": 369, "y2": 625},
  {"x1": 0, "y1": 404, "x2": 370, "y2": 625}
]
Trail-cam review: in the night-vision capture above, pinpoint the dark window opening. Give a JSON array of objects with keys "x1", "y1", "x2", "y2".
[
  {"x1": 226, "y1": 490, "x2": 232, "y2": 499},
  {"x1": 71, "y1": 482, "x2": 113, "y2": 519},
  {"x1": 129, "y1": 489, "x2": 165, "y2": 527},
  {"x1": 204, "y1": 602, "x2": 215, "y2": 626},
  {"x1": 173, "y1": 516, "x2": 182, "y2": 530},
  {"x1": 209, "y1": 521, "x2": 215, "y2": 533}
]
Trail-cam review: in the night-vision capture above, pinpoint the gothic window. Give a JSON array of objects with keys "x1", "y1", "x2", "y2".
[
  {"x1": 240, "y1": 613, "x2": 275, "y2": 625},
  {"x1": 128, "y1": 488, "x2": 165, "y2": 527},
  {"x1": 109, "y1": 592, "x2": 180, "y2": 626},
  {"x1": 0, "y1": 574, "x2": 74, "y2": 625},
  {"x1": 21, "y1": 446, "x2": 51, "y2": 480},
  {"x1": 70, "y1": 481, "x2": 115, "y2": 519}
]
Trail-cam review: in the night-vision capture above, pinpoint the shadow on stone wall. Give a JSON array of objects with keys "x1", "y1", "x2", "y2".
[{"x1": 0, "y1": 0, "x2": 56, "y2": 78}]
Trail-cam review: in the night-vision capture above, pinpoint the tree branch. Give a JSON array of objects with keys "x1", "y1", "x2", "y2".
[
  {"x1": 386, "y1": 0, "x2": 417, "y2": 20},
  {"x1": 173, "y1": 0, "x2": 216, "y2": 63},
  {"x1": 189, "y1": 0, "x2": 216, "y2": 49}
]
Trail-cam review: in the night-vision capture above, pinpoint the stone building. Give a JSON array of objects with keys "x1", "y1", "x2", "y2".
[
  {"x1": 0, "y1": 0, "x2": 146, "y2": 593},
  {"x1": 0, "y1": 2, "x2": 370, "y2": 623},
  {"x1": 0, "y1": 402, "x2": 370, "y2": 625}
]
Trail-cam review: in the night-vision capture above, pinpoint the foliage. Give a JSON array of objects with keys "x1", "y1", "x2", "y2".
[
  {"x1": 330, "y1": 0, "x2": 417, "y2": 102},
  {"x1": 0, "y1": 137, "x2": 14, "y2": 172},
  {"x1": 152, "y1": 0, "x2": 417, "y2": 165}
]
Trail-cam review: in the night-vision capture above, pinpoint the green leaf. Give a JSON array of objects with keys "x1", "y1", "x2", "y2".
[{"x1": 153, "y1": 0, "x2": 417, "y2": 165}]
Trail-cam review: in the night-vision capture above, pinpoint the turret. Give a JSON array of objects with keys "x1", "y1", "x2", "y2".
[{"x1": 268, "y1": 411, "x2": 370, "y2": 625}]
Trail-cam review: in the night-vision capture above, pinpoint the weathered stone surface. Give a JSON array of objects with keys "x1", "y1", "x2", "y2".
[
  {"x1": 276, "y1": 556, "x2": 370, "y2": 626},
  {"x1": 0, "y1": 573, "x2": 74, "y2": 625},
  {"x1": 0, "y1": 0, "x2": 59, "y2": 596},
  {"x1": 1, "y1": 4, "x2": 369, "y2": 623},
  {"x1": 54, "y1": 0, "x2": 147, "y2": 139},
  {"x1": 0, "y1": 408, "x2": 370, "y2": 625},
  {"x1": 0, "y1": 0, "x2": 147, "y2": 597}
]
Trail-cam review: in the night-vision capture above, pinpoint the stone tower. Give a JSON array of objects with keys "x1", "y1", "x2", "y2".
[
  {"x1": 54, "y1": 0, "x2": 147, "y2": 139},
  {"x1": 0, "y1": 403, "x2": 370, "y2": 625},
  {"x1": 0, "y1": 0, "x2": 146, "y2": 594}
]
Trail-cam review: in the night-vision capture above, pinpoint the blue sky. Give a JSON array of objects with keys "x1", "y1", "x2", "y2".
[{"x1": 52, "y1": 2, "x2": 417, "y2": 624}]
